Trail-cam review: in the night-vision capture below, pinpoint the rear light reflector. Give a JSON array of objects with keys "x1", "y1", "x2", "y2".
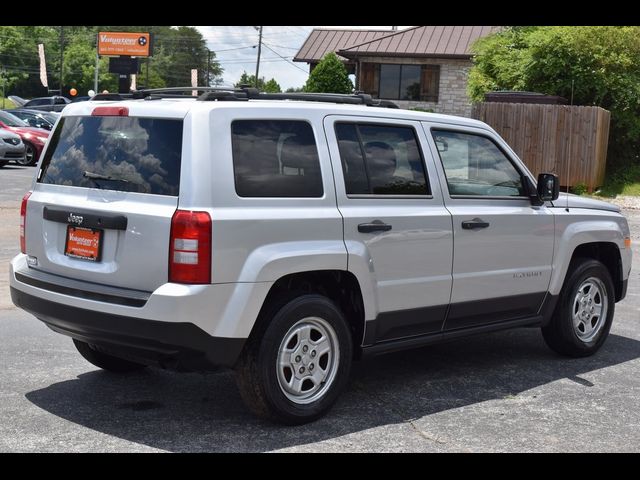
[
  {"x1": 91, "y1": 106, "x2": 129, "y2": 116},
  {"x1": 20, "y1": 191, "x2": 32, "y2": 254},
  {"x1": 169, "y1": 210, "x2": 212, "y2": 284}
]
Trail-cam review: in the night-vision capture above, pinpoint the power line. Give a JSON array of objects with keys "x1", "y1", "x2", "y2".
[{"x1": 261, "y1": 43, "x2": 308, "y2": 73}]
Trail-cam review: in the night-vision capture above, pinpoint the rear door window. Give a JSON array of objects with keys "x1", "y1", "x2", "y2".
[
  {"x1": 335, "y1": 122, "x2": 430, "y2": 196},
  {"x1": 231, "y1": 120, "x2": 323, "y2": 198},
  {"x1": 38, "y1": 116, "x2": 183, "y2": 196}
]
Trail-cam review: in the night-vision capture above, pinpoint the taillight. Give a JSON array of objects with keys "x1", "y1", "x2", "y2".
[
  {"x1": 169, "y1": 210, "x2": 212, "y2": 284},
  {"x1": 91, "y1": 106, "x2": 129, "y2": 116},
  {"x1": 20, "y1": 191, "x2": 32, "y2": 254}
]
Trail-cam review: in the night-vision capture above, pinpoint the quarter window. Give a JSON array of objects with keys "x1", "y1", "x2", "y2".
[
  {"x1": 335, "y1": 123, "x2": 430, "y2": 196},
  {"x1": 231, "y1": 120, "x2": 323, "y2": 198},
  {"x1": 431, "y1": 130, "x2": 525, "y2": 197}
]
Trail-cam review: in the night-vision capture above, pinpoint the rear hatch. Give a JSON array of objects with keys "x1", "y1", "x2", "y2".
[{"x1": 26, "y1": 108, "x2": 184, "y2": 292}]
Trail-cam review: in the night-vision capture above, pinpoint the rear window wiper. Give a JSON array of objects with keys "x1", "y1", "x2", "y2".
[{"x1": 83, "y1": 170, "x2": 148, "y2": 192}]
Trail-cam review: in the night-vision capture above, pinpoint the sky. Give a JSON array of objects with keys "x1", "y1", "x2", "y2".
[{"x1": 194, "y1": 26, "x2": 412, "y2": 90}]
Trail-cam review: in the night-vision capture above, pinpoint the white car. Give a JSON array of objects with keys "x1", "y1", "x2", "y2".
[{"x1": 9, "y1": 88, "x2": 632, "y2": 424}]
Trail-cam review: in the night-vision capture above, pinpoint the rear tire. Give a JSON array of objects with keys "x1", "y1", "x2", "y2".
[
  {"x1": 0, "y1": 161, "x2": 7, "y2": 168},
  {"x1": 542, "y1": 258, "x2": 615, "y2": 357},
  {"x1": 73, "y1": 339, "x2": 147, "y2": 373},
  {"x1": 235, "y1": 294, "x2": 353, "y2": 425}
]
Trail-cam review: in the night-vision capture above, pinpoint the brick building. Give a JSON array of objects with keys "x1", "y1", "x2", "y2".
[{"x1": 294, "y1": 26, "x2": 500, "y2": 117}]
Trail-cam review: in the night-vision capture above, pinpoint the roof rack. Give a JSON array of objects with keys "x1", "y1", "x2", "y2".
[{"x1": 91, "y1": 86, "x2": 399, "y2": 109}]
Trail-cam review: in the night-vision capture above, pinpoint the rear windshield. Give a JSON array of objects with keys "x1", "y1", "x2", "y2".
[{"x1": 38, "y1": 116, "x2": 183, "y2": 196}]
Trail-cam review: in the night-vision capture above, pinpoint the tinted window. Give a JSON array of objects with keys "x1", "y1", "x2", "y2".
[
  {"x1": 378, "y1": 64, "x2": 436, "y2": 101},
  {"x1": 55, "y1": 97, "x2": 67, "y2": 105},
  {"x1": 335, "y1": 123, "x2": 430, "y2": 196},
  {"x1": 399, "y1": 65, "x2": 421, "y2": 100},
  {"x1": 38, "y1": 116, "x2": 183, "y2": 196},
  {"x1": 26, "y1": 99, "x2": 48, "y2": 107},
  {"x1": 379, "y1": 64, "x2": 401, "y2": 100},
  {"x1": 432, "y1": 130, "x2": 524, "y2": 197},
  {"x1": 231, "y1": 120, "x2": 323, "y2": 198}
]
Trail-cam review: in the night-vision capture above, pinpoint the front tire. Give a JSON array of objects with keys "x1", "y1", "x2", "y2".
[
  {"x1": 542, "y1": 258, "x2": 615, "y2": 357},
  {"x1": 18, "y1": 142, "x2": 37, "y2": 166},
  {"x1": 73, "y1": 339, "x2": 147, "y2": 373},
  {"x1": 235, "y1": 294, "x2": 353, "y2": 425}
]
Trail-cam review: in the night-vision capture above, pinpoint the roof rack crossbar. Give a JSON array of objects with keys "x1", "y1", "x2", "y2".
[{"x1": 91, "y1": 86, "x2": 399, "y2": 108}]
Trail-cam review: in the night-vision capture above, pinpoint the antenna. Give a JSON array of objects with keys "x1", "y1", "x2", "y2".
[{"x1": 565, "y1": 107, "x2": 573, "y2": 212}]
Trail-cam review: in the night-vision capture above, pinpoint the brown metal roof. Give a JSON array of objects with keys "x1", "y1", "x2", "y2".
[
  {"x1": 294, "y1": 29, "x2": 392, "y2": 63},
  {"x1": 338, "y1": 26, "x2": 501, "y2": 59}
]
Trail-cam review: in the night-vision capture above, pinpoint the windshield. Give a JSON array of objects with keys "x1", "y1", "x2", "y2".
[
  {"x1": 38, "y1": 115, "x2": 184, "y2": 196},
  {"x1": 0, "y1": 110, "x2": 29, "y2": 127},
  {"x1": 42, "y1": 113, "x2": 59, "y2": 124}
]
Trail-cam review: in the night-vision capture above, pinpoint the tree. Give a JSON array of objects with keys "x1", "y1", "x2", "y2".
[
  {"x1": 303, "y1": 52, "x2": 353, "y2": 94},
  {"x1": 0, "y1": 26, "x2": 223, "y2": 96},
  {"x1": 285, "y1": 86, "x2": 304, "y2": 93},
  {"x1": 234, "y1": 72, "x2": 281, "y2": 92},
  {"x1": 263, "y1": 78, "x2": 281, "y2": 93},
  {"x1": 468, "y1": 26, "x2": 640, "y2": 168}
]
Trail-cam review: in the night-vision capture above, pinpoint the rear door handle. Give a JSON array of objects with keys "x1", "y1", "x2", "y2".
[
  {"x1": 461, "y1": 218, "x2": 490, "y2": 230},
  {"x1": 358, "y1": 220, "x2": 392, "y2": 233}
]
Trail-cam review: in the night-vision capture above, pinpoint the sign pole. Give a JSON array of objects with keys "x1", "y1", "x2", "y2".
[{"x1": 94, "y1": 34, "x2": 99, "y2": 93}]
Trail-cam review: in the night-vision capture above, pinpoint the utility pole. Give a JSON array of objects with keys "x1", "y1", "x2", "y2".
[
  {"x1": 254, "y1": 26, "x2": 263, "y2": 88},
  {"x1": 206, "y1": 49, "x2": 211, "y2": 87},
  {"x1": 59, "y1": 26, "x2": 64, "y2": 95}
]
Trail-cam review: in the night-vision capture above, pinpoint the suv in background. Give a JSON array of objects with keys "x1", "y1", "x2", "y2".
[
  {"x1": 22, "y1": 96, "x2": 71, "y2": 112},
  {"x1": 9, "y1": 88, "x2": 632, "y2": 424}
]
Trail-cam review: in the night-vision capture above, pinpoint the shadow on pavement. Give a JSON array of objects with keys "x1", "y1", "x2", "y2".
[
  {"x1": 25, "y1": 328, "x2": 640, "y2": 452},
  {"x1": 0, "y1": 165, "x2": 31, "y2": 170}
]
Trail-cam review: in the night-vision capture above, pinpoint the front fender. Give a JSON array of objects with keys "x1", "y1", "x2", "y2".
[{"x1": 549, "y1": 214, "x2": 626, "y2": 295}]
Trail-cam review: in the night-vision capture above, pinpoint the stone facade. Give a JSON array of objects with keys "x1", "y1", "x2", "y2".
[{"x1": 356, "y1": 56, "x2": 474, "y2": 118}]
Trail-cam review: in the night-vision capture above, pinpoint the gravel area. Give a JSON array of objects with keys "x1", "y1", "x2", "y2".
[{"x1": 602, "y1": 195, "x2": 640, "y2": 210}]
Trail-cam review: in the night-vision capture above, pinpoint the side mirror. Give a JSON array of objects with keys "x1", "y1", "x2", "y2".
[{"x1": 537, "y1": 173, "x2": 560, "y2": 202}]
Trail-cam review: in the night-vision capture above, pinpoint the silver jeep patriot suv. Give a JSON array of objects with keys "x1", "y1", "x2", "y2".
[{"x1": 10, "y1": 88, "x2": 632, "y2": 424}]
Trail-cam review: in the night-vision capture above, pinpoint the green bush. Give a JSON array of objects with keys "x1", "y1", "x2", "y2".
[
  {"x1": 468, "y1": 26, "x2": 640, "y2": 170},
  {"x1": 571, "y1": 183, "x2": 589, "y2": 196},
  {"x1": 304, "y1": 52, "x2": 353, "y2": 94}
]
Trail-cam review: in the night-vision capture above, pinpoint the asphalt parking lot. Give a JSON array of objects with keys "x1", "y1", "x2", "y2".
[{"x1": 1, "y1": 165, "x2": 639, "y2": 452}]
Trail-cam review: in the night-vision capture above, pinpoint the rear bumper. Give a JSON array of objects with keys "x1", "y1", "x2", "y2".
[
  {"x1": 11, "y1": 286, "x2": 245, "y2": 369},
  {"x1": 9, "y1": 254, "x2": 274, "y2": 369}
]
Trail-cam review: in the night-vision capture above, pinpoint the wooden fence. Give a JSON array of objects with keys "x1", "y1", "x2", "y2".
[{"x1": 471, "y1": 102, "x2": 610, "y2": 191}]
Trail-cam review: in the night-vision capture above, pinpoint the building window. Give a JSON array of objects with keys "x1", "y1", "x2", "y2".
[{"x1": 375, "y1": 64, "x2": 440, "y2": 102}]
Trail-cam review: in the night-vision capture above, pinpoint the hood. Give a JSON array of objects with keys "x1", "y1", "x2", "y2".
[
  {"x1": 5, "y1": 126, "x2": 50, "y2": 142},
  {"x1": 0, "y1": 129, "x2": 21, "y2": 141},
  {"x1": 555, "y1": 193, "x2": 620, "y2": 213}
]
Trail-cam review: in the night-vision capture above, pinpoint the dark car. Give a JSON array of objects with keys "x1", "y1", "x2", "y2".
[
  {"x1": 71, "y1": 96, "x2": 91, "y2": 103},
  {"x1": 22, "y1": 96, "x2": 71, "y2": 112},
  {"x1": 0, "y1": 111, "x2": 49, "y2": 165},
  {"x1": 7, "y1": 109, "x2": 59, "y2": 131}
]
